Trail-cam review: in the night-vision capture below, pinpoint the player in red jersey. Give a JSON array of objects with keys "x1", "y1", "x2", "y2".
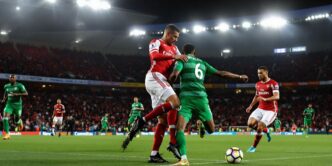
[
  {"x1": 51, "y1": 98, "x2": 65, "y2": 137},
  {"x1": 122, "y1": 24, "x2": 188, "y2": 163},
  {"x1": 246, "y1": 66, "x2": 280, "y2": 152}
]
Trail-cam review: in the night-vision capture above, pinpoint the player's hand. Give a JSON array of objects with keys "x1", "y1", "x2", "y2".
[
  {"x1": 1, "y1": 99, "x2": 5, "y2": 103},
  {"x1": 239, "y1": 75, "x2": 249, "y2": 82},
  {"x1": 246, "y1": 106, "x2": 252, "y2": 113},
  {"x1": 174, "y1": 54, "x2": 188, "y2": 62},
  {"x1": 261, "y1": 98, "x2": 267, "y2": 102}
]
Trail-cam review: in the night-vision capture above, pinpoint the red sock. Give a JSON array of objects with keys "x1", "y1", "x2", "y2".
[
  {"x1": 253, "y1": 134, "x2": 263, "y2": 148},
  {"x1": 167, "y1": 109, "x2": 177, "y2": 145},
  {"x1": 152, "y1": 123, "x2": 167, "y2": 151},
  {"x1": 263, "y1": 128, "x2": 269, "y2": 133},
  {"x1": 144, "y1": 102, "x2": 173, "y2": 122}
]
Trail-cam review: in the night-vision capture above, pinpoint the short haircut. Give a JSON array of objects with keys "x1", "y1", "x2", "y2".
[
  {"x1": 258, "y1": 66, "x2": 269, "y2": 72},
  {"x1": 165, "y1": 24, "x2": 180, "y2": 33},
  {"x1": 183, "y1": 44, "x2": 195, "y2": 55}
]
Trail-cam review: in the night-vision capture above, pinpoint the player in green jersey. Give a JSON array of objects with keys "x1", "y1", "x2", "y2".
[
  {"x1": 303, "y1": 103, "x2": 315, "y2": 137},
  {"x1": 274, "y1": 117, "x2": 281, "y2": 132},
  {"x1": 100, "y1": 113, "x2": 109, "y2": 134},
  {"x1": 1, "y1": 74, "x2": 28, "y2": 140},
  {"x1": 169, "y1": 44, "x2": 248, "y2": 165},
  {"x1": 128, "y1": 97, "x2": 144, "y2": 130}
]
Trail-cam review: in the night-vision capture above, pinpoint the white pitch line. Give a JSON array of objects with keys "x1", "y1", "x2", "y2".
[{"x1": 188, "y1": 154, "x2": 332, "y2": 165}]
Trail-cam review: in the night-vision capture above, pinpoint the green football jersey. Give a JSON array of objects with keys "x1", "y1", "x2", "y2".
[
  {"x1": 4, "y1": 82, "x2": 27, "y2": 104},
  {"x1": 303, "y1": 108, "x2": 315, "y2": 119},
  {"x1": 174, "y1": 54, "x2": 218, "y2": 98},
  {"x1": 101, "y1": 116, "x2": 108, "y2": 123},
  {"x1": 274, "y1": 119, "x2": 281, "y2": 128},
  {"x1": 131, "y1": 102, "x2": 143, "y2": 116}
]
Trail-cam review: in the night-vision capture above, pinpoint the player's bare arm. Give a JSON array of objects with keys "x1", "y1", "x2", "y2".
[
  {"x1": 215, "y1": 71, "x2": 248, "y2": 82},
  {"x1": 10, "y1": 92, "x2": 28, "y2": 97},
  {"x1": 260, "y1": 92, "x2": 280, "y2": 102},
  {"x1": 169, "y1": 70, "x2": 180, "y2": 84},
  {"x1": 246, "y1": 95, "x2": 259, "y2": 113},
  {"x1": 1, "y1": 91, "x2": 7, "y2": 103}
]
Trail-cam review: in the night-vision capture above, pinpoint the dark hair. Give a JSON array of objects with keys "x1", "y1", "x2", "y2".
[
  {"x1": 165, "y1": 24, "x2": 180, "y2": 33},
  {"x1": 183, "y1": 44, "x2": 195, "y2": 55},
  {"x1": 258, "y1": 66, "x2": 269, "y2": 72}
]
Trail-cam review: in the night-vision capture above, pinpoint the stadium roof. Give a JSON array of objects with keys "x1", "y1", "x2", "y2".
[{"x1": 0, "y1": 0, "x2": 331, "y2": 32}]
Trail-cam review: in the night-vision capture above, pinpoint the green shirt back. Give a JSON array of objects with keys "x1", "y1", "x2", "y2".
[
  {"x1": 174, "y1": 54, "x2": 218, "y2": 98},
  {"x1": 101, "y1": 116, "x2": 108, "y2": 123},
  {"x1": 4, "y1": 82, "x2": 27, "y2": 104},
  {"x1": 303, "y1": 108, "x2": 315, "y2": 119},
  {"x1": 131, "y1": 102, "x2": 143, "y2": 116}
]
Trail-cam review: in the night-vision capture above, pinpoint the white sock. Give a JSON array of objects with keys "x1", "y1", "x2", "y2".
[
  {"x1": 143, "y1": 117, "x2": 146, "y2": 122},
  {"x1": 52, "y1": 128, "x2": 55, "y2": 133},
  {"x1": 181, "y1": 155, "x2": 187, "y2": 160},
  {"x1": 151, "y1": 151, "x2": 158, "y2": 156}
]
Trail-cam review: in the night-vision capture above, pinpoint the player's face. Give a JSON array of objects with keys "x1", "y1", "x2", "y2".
[
  {"x1": 308, "y1": 104, "x2": 312, "y2": 108},
  {"x1": 134, "y1": 97, "x2": 138, "y2": 102},
  {"x1": 9, "y1": 75, "x2": 16, "y2": 83},
  {"x1": 166, "y1": 31, "x2": 179, "y2": 45},
  {"x1": 57, "y1": 99, "x2": 61, "y2": 104},
  {"x1": 257, "y1": 69, "x2": 267, "y2": 81}
]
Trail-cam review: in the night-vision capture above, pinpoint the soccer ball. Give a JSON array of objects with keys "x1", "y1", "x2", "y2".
[{"x1": 225, "y1": 147, "x2": 244, "y2": 164}]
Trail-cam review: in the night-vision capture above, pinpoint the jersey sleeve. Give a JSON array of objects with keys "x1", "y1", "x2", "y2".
[
  {"x1": 19, "y1": 84, "x2": 27, "y2": 93},
  {"x1": 271, "y1": 81, "x2": 279, "y2": 93},
  {"x1": 204, "y1": 61, "x2": 218, "y2": 75},
  {"x1": 149, "y1": 39, "x2": 174, "y2": 60},
  {"x1": 173, "y1": 60, "x2": 184, "y2": 72}
]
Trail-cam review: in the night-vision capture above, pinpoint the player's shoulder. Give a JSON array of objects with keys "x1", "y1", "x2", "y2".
[
  {"x1": 4, "y1": 83, "x2": 10, "y2": 88},
  {"x1": 150, "y1": 38, "x2": 162, "y2": 44},
  {"x1": 269, "y1": 79, "x2": 278, "y2": 84}
]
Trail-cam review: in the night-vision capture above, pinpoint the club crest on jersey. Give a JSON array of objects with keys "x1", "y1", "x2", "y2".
[{"x1": 163, "y1": 50, "x2": 174, "y2": 56}]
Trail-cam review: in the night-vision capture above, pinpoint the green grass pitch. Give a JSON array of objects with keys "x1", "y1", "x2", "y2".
[{"x1": 0, "y1": 135, "x2": 331, "y2": 166}]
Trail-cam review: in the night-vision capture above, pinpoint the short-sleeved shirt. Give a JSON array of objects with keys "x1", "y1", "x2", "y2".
[
  {"x1": 4, "y1": 82, "x2": 27, "y2": 104},
  {"x1": 255, "y1": 79, "x2": 279, "y2": 112},
  {"x1": 131, "y1": 102, "x2": 143, "y2": 116},
  {"x1": 303, "y1": 108, "x2": 315, "y2": 119}
]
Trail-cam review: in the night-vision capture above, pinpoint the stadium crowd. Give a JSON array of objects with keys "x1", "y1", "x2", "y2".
[
  {"x1": 0, "y1": 41, "x2": 331, "y2": 133},
  {"x1": 0, "y1": 42, "x2": 331, "y2": 83}
]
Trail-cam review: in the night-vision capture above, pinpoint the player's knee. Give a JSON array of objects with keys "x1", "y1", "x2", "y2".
[
  {"x1": 158, "y1": 118, "x2": 167, "y2": 126},
  {"x1": 168, "y1": 95, "x2": 180, "y2": 108}
]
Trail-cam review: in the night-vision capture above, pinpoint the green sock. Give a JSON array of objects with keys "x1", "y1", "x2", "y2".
[
  {"x1": 3, "y1": 118, "x2": 9, "y2": 134},
  {"x1": 16, "y1": 119, "x2": 22, "y2": 125},
  {"x1": 176, "y1": 130, "x2": 186, "y2": 156}
]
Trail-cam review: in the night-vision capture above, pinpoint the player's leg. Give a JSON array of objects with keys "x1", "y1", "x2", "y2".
[
  {"x1": 247, "y1": 109, "x2": 263, "y2": 152},
  {"x1": 143, "y1": 94, "x2": 180, "y2": 122},
  {"x1": 197, "y1": 99, "x2": 214, "y2": 137},
  {"x1": 261, "y1": 111, "x2": 277, "y2": 142},
  {"x1": 142, "y1": 72, "x2": 180, "y2": 122},
  {"x1": 13, "y1": 105, "x2": 23, "y2": 131},
  {"x1": 51, "y1": 117, "x2": 57, "y2": 136},
  {"x1": 166, "y1": 108, "x2": 180, "y2": 159},
  {"x1": 196, "y1": 120, "x2": 205, "y2": 138},
  {"x1": 174, "y1": 114, "x2": 190, "y2": 165},
  {"x1": 127, "y1": 116, "x2": 135, "y2": 131},
  {"x1": 149, "y1": 114, "x2": 168, "y2": 163},
  {"x1": 58, "y1": 118, "x2": 63, "y2": 137},
  {"x1": 2, "y1": 105, "x2": 12, "y2": 140}
]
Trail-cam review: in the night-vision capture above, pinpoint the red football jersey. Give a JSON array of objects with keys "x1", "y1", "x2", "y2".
[
  {"x1": 148, "y1": 39, "x2": 181, "y2": 78},
  {"x1": 256, "y1": 79, "x2": 279, "y2": 112},
  {"x1": 53, "y1": 104, "x2": 65, "y2": 117}
]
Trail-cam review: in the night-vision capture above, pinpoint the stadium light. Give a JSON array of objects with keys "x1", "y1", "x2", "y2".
[
  {"x1": 75, "y1": 39, "x2": 82, "y2": 43},
  {"x1": 222, "y1": 49, "x2": 231, "y2": 53},
  {"x1": 76, "y1": 0, "x2": 111, "y2": 10},
  {"x1": 129, "y1": 29, "x2": 146, "y2": 37},
  {"x1": 305, "y1": 13, "x2": 329, "y2": 21},
  {"x1": 182, "y1": 28, "x2": 189, "y2": 33},
  {"x1": 215, "y1": 23, "x2": 230, "y2": 32},
  {"x1": 45, "y1": 0, "x2": 57, "y2": 3},
  {"x1": 242, "y1": 21, "x2": 252, "y2": 29},
  {"x1": 16, "y1": 6, "x2": 21, "y2": 11},
  {"x1": 193, "y1": 25, "x2": 206, "y2": 33},
  {"x1": 260, "y1": 16, "x2": 287, "y2": 29},
  {"x1": 274, "y1": 48, "x2": 287, "y2": 54},
  {"x1": 291, "y1": 46, "x2": 306, "y2": 52},
  {"x1": 0, "y1": 30, "x2": 8, "y2": 36}
]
